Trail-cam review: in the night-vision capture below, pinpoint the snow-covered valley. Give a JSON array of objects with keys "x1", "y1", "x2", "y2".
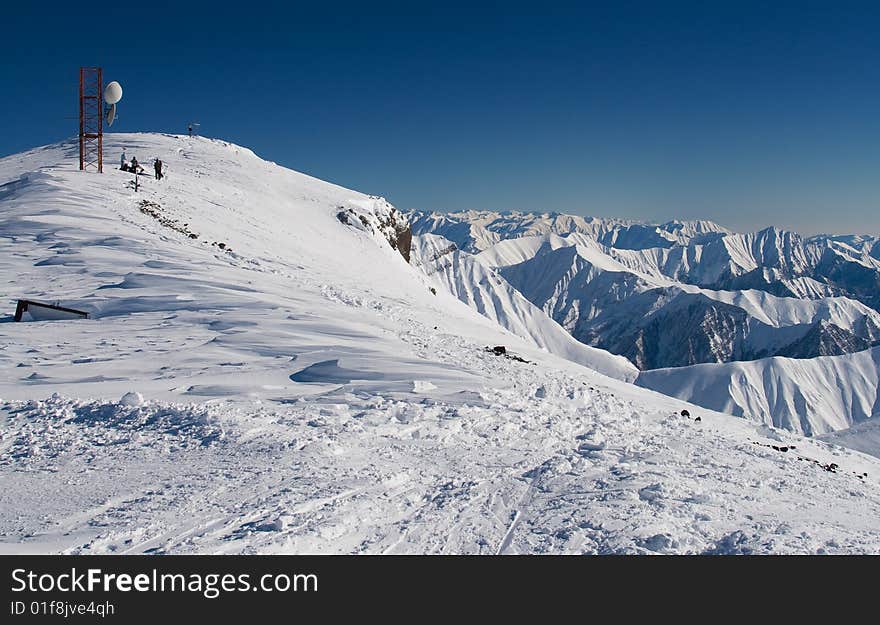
[{"x1": 2, "y1": 134, "x2": 880, "y2": 554}]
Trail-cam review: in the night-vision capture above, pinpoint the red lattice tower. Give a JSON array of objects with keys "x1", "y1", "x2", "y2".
[{"x1": 79, "y1": 67, "x2": 103, "y2": 172}]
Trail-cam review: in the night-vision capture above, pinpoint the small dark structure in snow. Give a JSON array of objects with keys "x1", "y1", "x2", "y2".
[
  {"x1": 14, "y1": 299, "x2": 89, "y2": 322},
  {"x1": 484, "y1": 345, "x2": 531, "y2": 363},
  {"x1": 680, "y1": 409, "x2": 690, "y2": 417}
]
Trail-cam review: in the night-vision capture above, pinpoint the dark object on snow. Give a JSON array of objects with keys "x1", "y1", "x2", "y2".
[
  {"x1": 756, "y1": 441, "x2": 845, "y2": 475},
  {"x1": 396, "y1": 225, "x2": 413, "y2": 263},
  {"x1": 14, "y1": 299, "x2": 89, "y2": 322},
  {"x1": 680, "y1": 409, "x2": 690, "y2": 417},
  {"x1": 484, "y1": 345, "x2": 530, "y2": 363},
  {"x1": 138, "y1": 200, "x2": 199, "y2": 239},
  {"x1": 800, "y1": 460, "x2": 840, "y2": 473},
  {"x1": 694, "y1": 416, "x2": 701, "y2": 422}
]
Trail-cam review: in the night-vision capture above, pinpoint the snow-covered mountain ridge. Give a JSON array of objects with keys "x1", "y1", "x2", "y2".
[
  {"x1": 411, "y1": 210, "x2": 880, "y2": 308},
  {"x1": 637, "y1": 347, "x2": 880, "y2": 435},
  {"x1": 409, "y1": 209, "x2": 880, "y2": 436},
  {"x1": 475, "y1": 234, "x2": 880, "y2": 369},
  {"x1": 2, "y1": 134, "x2": 880, "y2": 554}
]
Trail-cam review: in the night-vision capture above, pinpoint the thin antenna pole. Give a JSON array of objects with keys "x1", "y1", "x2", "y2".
[
  {"x1": 97, "y1": 67, "x2": 103, "y2": 173},
  {"x1": 78, "y1": 69, "x2": 85, "y2": 170}
]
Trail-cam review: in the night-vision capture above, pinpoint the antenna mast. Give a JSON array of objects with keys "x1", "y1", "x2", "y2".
[{"x1": 78, "y1": 67, "x2": 103, "y2": 172}]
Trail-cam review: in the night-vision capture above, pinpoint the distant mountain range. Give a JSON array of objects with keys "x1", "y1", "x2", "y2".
[{"x1": 409, "y1": 210, "x2": 880, "y2": 433}]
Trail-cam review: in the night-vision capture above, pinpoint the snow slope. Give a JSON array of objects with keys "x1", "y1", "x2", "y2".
[
  {"x1": 637, "y1": 347, "x2": 880, "y2": 435},
  {"x1": 410, "y1": 234, "x2": 637, "y2": 382},
  {"x1": 2, "y1": 134, "x2": 880, "y2": 554},
  {"x1": 820, "y1": 417, "x2": 880, "y2": 459},
  {"x1": 468, "y1": 231, "x2": 880, "y2": 438}
]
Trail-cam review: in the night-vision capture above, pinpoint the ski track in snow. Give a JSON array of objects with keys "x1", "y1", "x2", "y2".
[{"x1": 1, "y1": 134, "x2": 879, "y2": 554}]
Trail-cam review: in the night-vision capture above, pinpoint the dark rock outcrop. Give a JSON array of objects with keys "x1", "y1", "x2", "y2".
[{"x1": 336, "y1": 197, "x2": 412, "y2": 263}]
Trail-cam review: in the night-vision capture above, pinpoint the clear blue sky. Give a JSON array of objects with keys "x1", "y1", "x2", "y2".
[{"x1": 3, "y1": 1, "x2": 879, "y2": 235}]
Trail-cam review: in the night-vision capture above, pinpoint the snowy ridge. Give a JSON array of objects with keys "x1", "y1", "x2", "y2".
[
  {"x1": 413, "y1": 211, "x2": 880, "y2": 434},
  {"x1": 2, "y1": 133, "x2": 880, "y2": 554},
  {"x1": 477, "y1": 233, "x2": 880, "y2": 370},
  {"x1": 409, "y1": 210, "x2": 730, "y2": 254},
  {"x1": 410, "y1": 234, "x2": 637, "y2": 382},
  {"x1": 637, "y1": 347, "x2": 880, "y2": 435}
]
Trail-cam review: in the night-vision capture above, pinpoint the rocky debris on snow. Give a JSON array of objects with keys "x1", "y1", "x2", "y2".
[
  {"x1": 754, "y1": 441, "x2": 796, "y2": 453},
  {"x1": 681, "y1": 409, "x2": 690, "y2": 417},
  {"x1": 485, "y1": 345, "x2": 531, "y2": 363},
  {"x1": 210, "y1": 241, "x2": 233, "y2": 253},
  {"x1": 751, "y1": 441, "x2": 869, "y2": 477},
  {"x1": 799, "y1": 458, "x2": 840, "y2": 473},
  {"x1": 137, "y1": 200, "x2": 199, "y2": 239}
]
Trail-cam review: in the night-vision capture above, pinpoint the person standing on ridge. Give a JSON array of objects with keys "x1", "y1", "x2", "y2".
[
  {"x1": 154, "y1": 158, "x2": 163, "y2": 180},
  {"x1": 120, "y1": 150, "x2": 126, "y2": 170},
  {"x1": 130, "y1": 156, "x2": 140, "y2": 174}
]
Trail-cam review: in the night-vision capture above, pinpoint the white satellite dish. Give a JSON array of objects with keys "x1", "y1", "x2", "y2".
[
  {"x1": 105, "y1": 103, "x2": 117, "y2": 126},
  {"x1": 104, "y1": 81, "x2": 123, "y2": 105}
]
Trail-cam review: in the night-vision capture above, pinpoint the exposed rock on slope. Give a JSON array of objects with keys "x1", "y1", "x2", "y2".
[{"x1": 338, "y1": 196, "x2": 412, "y2": 262}]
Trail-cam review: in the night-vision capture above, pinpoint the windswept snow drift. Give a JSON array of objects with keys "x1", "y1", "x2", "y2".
[{"x1": 2, "y1": 134, "x2": 880, "y2": 554}]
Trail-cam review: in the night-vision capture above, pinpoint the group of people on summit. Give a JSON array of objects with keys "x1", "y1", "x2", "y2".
[{"x1": 120, "y1": 151, "x2": 164, "y2": 180}]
